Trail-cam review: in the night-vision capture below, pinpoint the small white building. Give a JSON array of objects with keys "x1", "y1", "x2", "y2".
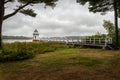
[{"x1": 33, "y1": 29, "x2": 39, "y2": 41}]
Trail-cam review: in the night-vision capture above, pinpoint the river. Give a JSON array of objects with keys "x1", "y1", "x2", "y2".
[{"x1": 3, "y1": 39, "x2": 33, "y2": 43}]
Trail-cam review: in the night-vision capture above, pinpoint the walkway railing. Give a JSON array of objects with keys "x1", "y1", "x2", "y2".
[{"x1": 40, "y1": 37, "x2": 113, "y2": 48}]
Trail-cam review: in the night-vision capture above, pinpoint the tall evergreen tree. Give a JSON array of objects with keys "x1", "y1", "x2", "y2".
[
  {"x1": 77, "y1": 0, "x2": 120, "y2": 49},
  {"x1": 0, "y1": 0, "x2": 58, "y2": 49}
]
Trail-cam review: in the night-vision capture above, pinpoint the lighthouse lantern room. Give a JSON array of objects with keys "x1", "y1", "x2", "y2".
[{"x1": 33, "y1": 29, "x2": 39, "y2": 41}]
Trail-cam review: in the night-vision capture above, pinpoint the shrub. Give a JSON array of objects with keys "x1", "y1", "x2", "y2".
[
  {"x1": 0, "y1": 45, "x2": 34, "y2": 62},
  {"x1": 0, "y1": 42, "x2": 67, "y2": 62}
]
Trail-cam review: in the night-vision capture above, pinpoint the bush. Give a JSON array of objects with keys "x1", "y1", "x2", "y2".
[
  {"x1": 0, "y1": 44, "x2": 34, "y2": 62},
  {"x1": 0, "y1": 42, "x2": 67, "y2": 62}
]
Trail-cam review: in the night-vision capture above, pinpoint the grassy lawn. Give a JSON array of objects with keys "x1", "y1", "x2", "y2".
[{"x1": 0, "y1": 48, "x2": 120, "y2": 80}]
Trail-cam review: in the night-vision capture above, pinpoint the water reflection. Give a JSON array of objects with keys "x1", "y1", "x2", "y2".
[{"x1": 3, "y1": 39, "x2": 32, "y2": 43}]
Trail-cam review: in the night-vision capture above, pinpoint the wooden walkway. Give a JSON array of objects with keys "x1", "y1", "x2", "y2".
[{"x1": 41, "y1": 37, "x2": 113, "y2": 49}]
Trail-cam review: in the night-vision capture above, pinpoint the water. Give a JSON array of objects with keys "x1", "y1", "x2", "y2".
[{"x1": 3, "y1": 39, "x2": 33, "y2": 43}]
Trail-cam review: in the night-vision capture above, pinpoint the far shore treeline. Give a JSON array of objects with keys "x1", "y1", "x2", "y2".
[{"x1": 2, "y1": 35, "x2": 32, "y2": 40}]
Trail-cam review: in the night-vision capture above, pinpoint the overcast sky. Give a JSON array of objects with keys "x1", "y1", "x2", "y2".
[{"x1": 3, "y1": 0, "x2": 120, "y2": 37}]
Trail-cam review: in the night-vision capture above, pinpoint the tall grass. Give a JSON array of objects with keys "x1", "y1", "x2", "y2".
[{"x1": 0, "y1": 41, "x2": 68, "y2": 62}]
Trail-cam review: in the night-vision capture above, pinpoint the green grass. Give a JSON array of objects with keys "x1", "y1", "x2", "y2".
[
  {"x1": 0, "y1": 43, "x2": 120, "y2": 80},
  {"x1": 70, "y1": 56, "x2": 104, "y2": 67},
  {"x1": 32, "y1": 48, "x2": 104, "y2": 68}
]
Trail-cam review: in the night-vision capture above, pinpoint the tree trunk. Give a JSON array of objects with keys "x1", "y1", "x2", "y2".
[
  {"x1": 0, "y1": 0, "x2": 4, "y2": 49},
  {"x1": 113, "y1": 0, "x2": 119, "y2": 49}
]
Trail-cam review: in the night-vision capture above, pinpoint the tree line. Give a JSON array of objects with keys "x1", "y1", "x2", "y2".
[{"x1": 2, "y1": 35, "x2": 32, "y2": 39}]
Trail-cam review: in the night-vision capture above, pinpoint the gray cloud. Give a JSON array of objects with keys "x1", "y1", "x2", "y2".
[{"x1": 3, "y1": 0, "x2": 120, "y2": 37}]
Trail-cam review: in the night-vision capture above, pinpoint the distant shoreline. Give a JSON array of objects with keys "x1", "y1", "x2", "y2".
[
  {"x1": 2, "y1": 35, "x2": 32, "y2": 40},
  {"x1": 3, "y1": 39, "x2": 32, "y2": 43},
  {"x1": 3, "y1": 38, "x2": 32, "y2": 40}
]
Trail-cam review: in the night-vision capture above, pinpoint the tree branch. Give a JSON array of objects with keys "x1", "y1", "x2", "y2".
[
  {"x1": 4, "y1": 0, "x2": 14, "y2": 4},
  {"x1": 3, "y1": 1, "x2": 33, "y2": 20},
  {"x1": 4, "y1": 0, "x2": 9, "y2": 4}
]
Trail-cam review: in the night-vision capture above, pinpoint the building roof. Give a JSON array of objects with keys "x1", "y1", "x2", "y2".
[
  {"x1": 34, "y1": 29, "x2": 38, "y2": 32},
  {"x1": 33, "y1": 29, "x2": 39, "y2": 35}
]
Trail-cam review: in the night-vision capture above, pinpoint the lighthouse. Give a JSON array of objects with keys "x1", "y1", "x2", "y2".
[{"x1": 33, "y1": 29, "x2": 39, "y2": 41}]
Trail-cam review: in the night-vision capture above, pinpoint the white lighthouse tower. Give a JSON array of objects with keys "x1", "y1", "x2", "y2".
[{"x1": 33, "y1": 29, "x2": 39, "y2": 41}]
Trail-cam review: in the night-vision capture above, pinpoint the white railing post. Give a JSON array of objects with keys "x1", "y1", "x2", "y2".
[
  {"x1": 72, "y1": 39, "x2": 74, "y2": 45},
  {"x1": 84, "y1": 39, "x2": 86, "y2": 44},
  {"x1": 67, "y1": 39, "x2": 69, "y2": 43},
  {"x1": 94, "y1": 38, "x2": 95, "y2": 44},
  {"x1": 77, "y1": 39, "x2": 79, "y2": 44},
  {"x1": 90, "y1": 38, "x2": 91, "y2": 44},
  {"x1": 105, "y1": 38, "x2": 107, "y2": 46},
  {"x1": 99, "y1": 38, "x2": 101, "y2": 44}
]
